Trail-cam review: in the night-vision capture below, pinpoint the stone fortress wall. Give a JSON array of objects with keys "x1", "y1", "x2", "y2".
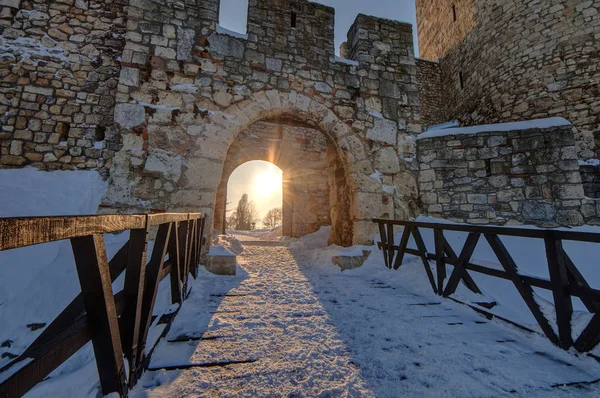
[
  {"x1": 0, "y1": 0, "x2": 126, "y2": 175},
  {"x1": 98, "y1": 0, "x2": 421, "y2": 246},
  {"x1": 417, "y1": 119, "x2": 600, "y2": 227},
  {"x1": 416, "y1": 0, "x2": 600, "y2": 160},
  {"x1": 2, "y1": 0, "x2": 599, "y2": 243}
]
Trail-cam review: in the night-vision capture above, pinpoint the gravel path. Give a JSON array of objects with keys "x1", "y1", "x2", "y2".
[{"x1": 132, "y1": 238, "x2": 600, "y2": 398}]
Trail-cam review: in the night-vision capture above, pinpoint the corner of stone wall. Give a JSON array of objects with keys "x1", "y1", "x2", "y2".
[{"x1": 416, "y1": 122, "x2": 599, "y2": 228}]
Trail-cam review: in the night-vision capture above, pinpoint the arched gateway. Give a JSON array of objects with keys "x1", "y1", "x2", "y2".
[{"x1": 100, "y1": 1, "x2": 421, "y2": 247}]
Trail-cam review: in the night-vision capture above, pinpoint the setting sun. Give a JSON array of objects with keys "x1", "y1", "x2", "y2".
[{"x1": 254, "y1": 170, "x2": 281, "y2": 198}]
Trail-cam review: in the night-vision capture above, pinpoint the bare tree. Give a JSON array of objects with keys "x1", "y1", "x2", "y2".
[
  {"x1": 263, "y1": 207, "x2": 282, "y2": 229},
  {"x1": 232, "y1": 193, "x2": 259, "y2": 231}
]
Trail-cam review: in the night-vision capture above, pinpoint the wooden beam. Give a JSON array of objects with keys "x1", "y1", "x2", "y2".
[
  {"x1": 386, "y1": 223, "x2": 395, "y2": 270},
  {"x1": 133, "y1": 223, "x2": 171, "y2": 380},
  {"x1": 71, "y1": 234, "x2": 127, "y2": 396},
  {"x1": 544, "y1": 232, "x2": 573, "y2": 349},
  {"x1": 574, "y1": 313, "x2": 600, "y2": 352},
  {"x1": 0, "y1": 215, "x2": 145, "y2": 251},
  {"x1": 410, "y1": 226, "x2": 438, "y2": 294},
  {"x1": 120, "y1": 221, "x2": 150, "y2": 384},
  {"x1": 485, "y1": 233, "x2": 560, "y2": 346},
  {"x1": 168, "y1": 222, "x2": 182, "y2": 305},
  {"x1": 377, "y1": 221, "x2": 390, "y2": 268},
  {"x1": 563, "y1": 252, "x2": 599, "y2": 313},
  {"x1": 434, "y1": 229, "x2": 446, "y2": 295},
  {"x1": 392, "y1": 227, "x2": 411, "y2": 270},
  {"x1": 444, "y1": 232, "x2": 481, "y2": 296}
]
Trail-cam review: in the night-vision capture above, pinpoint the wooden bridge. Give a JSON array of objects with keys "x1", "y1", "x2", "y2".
[
  {"x1": 0, "y1": 213, "x2": 206, "y2": 397},
  {"x1": 1, "y1": 216, "x2": 600, "y2": 397}
]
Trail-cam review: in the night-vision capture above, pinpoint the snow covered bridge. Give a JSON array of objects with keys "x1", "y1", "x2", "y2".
[{"x1": 1, "y1": 215, "x2": 600, "y2": 397}]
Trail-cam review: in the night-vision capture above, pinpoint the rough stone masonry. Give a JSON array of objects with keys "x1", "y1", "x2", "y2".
[
  {"x1": 1, "y1": 0, "x2": 422, "y2": 246},
  {"x1": 1, "y1": 0, "x2": 599, "y2": 247}
]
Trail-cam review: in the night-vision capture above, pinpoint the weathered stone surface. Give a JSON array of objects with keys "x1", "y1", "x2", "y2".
[
  {"x1": 417, "y1": 123, "x2": 588, "y2": 227},
  {"x1": 177, "y1": 27, "x2": 196, "y2": 61},
  {"x1": 119, "y1": 67, "x2": 140, "y2": 87},
  {"x1": 367, "y1": 118, "x2": 398, "y2": 145},
  {"x1": 114, "y1": 104, "x2": 146, "y2": 128},
  {"x1": 417, "y1": 0, "x2": 600, "y2": 159},
  {"x1": 206, "y1": 246, "x2": 236, "y2": 276},
  {"x1": 332, "y1": 250, "x2": 371, "y2": 271},
  {"x1": 209, "y1": 33, "x2": 244, "y2": 58},
  {"x1": 144, "y1": 148, "x2": 182, "y2": 182}
]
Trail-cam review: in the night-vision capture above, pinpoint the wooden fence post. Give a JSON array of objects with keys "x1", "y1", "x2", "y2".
[
  {"x1": 120, "y1": 216, "x2": 150, "y2": 384},
  {"x1": 544, "y1": 231, "x2": 574, "y2": 349},
  {"x1": 71, "y1": 234, "x2": 127, "y2": 397}
]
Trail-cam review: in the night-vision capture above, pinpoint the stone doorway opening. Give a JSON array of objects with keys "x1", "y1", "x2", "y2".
[
  {"x1": 225, "y1": 160, "x2": 283, "y2": 233},
  {"x1": 213, "y1": 117, "x2": 353, "y2": 246}
]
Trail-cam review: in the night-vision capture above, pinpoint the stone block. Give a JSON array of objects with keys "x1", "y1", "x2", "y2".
[
  {"x1": 114, "y1": 104, "x2": 146, "y2": 128},
  {"x1": 366, "y1": 118, "x2": 397, "y2": 145},
  {"x1": 206, "y1": 246, "x2": 236, "y2": 276},
  {"x1": 119, "y1": 67, "x2": 140, "y2": 87},
  {"x1": 332, "y1": 250, "x2": 371, "y2": 271}
]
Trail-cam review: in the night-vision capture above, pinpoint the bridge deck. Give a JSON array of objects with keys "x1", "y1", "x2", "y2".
[{"x1": 133, "y1": 239, "x2": 600, "y2": 397}]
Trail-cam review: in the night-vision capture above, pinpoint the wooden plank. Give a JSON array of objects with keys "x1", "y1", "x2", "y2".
[
  {"x1": 544, "y1": 232, "x2": 573, "y2": 349},
  {"x1": 485, "y1": 233, "x2": 560, "y2": 346},
  {"x1": 0, "y1": 239, "x2": 130, "y2": 389},
  {"x1": 444, "y1": 232, "x2": 481, "y2": 297},
  {"x1": 440, "y1": 235, "x2": 481, "y2": 294},
  {"x1": 178, "y1": 220, "x2": 190, "y2": 288},
  {"x1": 168, "y1": 222, "x2": 182, "y2": 305},
  {"x1": 133, "y1": 223, "x2": 171, "y2": 380},
  {"x1": 563, "y1": 252, "x2": 598, "y2": 313},
  {"x1": 372, "y1": 218, "x2": 549, "y2": 239},
  {"x1": 377, "y1": 221, "x2": 390, "y2": 268},
  {"x1": 434, "y1": 229, "x2": 446, "y2": 295},
  {"x1": 0, "y1": 316, "x2": 91, "y2": 398},
  {"x1": 120, "y1": 222, "x2": 150, "y2": 382},
  {"x1": 574, "y1": 312, "x2": 600, "y2": 352},
  {"x1": 386, "y1": 223, "x2": 395, "y2": 270},
  {"x1": 392, "y1": 227, "x2": 411, "y2": 270},
  {"x1": 0, "y1": 215, "x2": 145, "y2": 251},
  {"x1": 71, "y1": 234, "x2": 127, "y2": 396},
  {"x1": 410, "y1": 226, "x2": 438, "y2": 294},
  {"x1": 148, "y1": 213, "x2": 190, "y2": 226}
]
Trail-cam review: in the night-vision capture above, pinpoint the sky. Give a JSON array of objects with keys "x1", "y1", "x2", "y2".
[
  {"x1": 223, "y1": 0, "x2": 418, "y2": 226},
  {"x1": 227, "y1": 161, "x2": 283, "y2": 227}
]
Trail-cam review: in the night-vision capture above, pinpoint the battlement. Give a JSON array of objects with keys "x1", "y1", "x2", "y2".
[{"x1": 346, "y1": 14, "x2": 415, "y2": 66}]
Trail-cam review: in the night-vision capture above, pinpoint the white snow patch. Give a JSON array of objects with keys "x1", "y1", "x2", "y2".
[
  {"x1": 369, "y1": 170, "x2": 384, "y2": 183},
  {"x1": 579, "y1": 159, "x2": 600, "y2": 167},
  {"x1": 139, "y1": 102, "x2": 181, "y2": 111},
  {"x1": 0, "y1": 37, "x2": 70, "y2": 64},
  {"x1": 332, "y1": 56, "x2": 359, "y2": 67},
  {"x1": 417, "y1": 117, "x2": 572, "y2": 140},
  {"x1": 369, "y1": 110, "x2": 384, "y2": 119},
  {"x1": 209, "y1": 245, "x2": 235, "y2": 257},
  {"x1": 170, "y1": 84, "x2": 199, "y2": 93}
]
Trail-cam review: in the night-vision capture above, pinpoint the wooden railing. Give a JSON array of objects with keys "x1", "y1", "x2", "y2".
[
  {"x1": 0, "y1": 213, "x2": 206, "y2": 398},
  {"x1": 373, "y1": 219, "x2": 600, "y2": 353}
]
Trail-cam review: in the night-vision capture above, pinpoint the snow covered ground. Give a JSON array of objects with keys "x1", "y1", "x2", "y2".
[
  {"x1": 0, "y1": 169, "x2": 172, "y2": 396},
  {"x1": 129, "y1": 228, "x2": 600, "y2": 397},
  {"x1": 2, "y1": 168, "x2": 600, "y2": 397}
]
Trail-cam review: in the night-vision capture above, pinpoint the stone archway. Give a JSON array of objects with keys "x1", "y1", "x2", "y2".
[
  {"x1": 186, "y1": 90, "x2": 382, "y2": 246},
  {"x1": 213, "y1": 117, "x2": 353, "y2": 246},
  {"x1": 104, "y1": 89, "x2": 415, "y2": 247}
]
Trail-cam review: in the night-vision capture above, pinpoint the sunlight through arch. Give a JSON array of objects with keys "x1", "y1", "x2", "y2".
[{"x1": 227, "y1": 161, "x2": 283, "y2": 230}]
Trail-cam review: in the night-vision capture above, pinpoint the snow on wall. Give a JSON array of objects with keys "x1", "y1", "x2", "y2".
[{"x1": 417, "y1": 117, "x2": 572, "y2": 140}]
